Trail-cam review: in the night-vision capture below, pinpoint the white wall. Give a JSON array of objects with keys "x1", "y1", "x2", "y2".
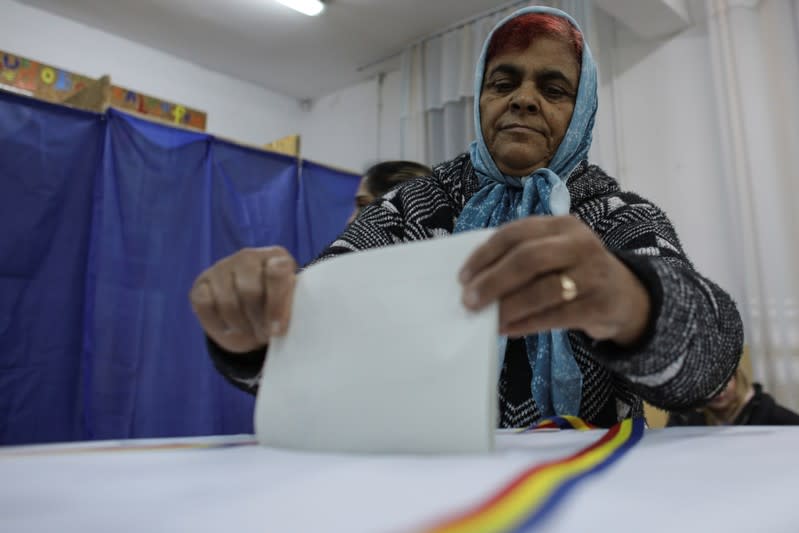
[
  {"x1": 0, "y1": 0, "x2": 303, "y2": 147},
  {"x1": 591, "y1": 6, "x2": 743, "y2": 304},
  {"x1": 299, "y1": 70, "x2": 403, "y2": 174},
  {"x1": 378, "y1": 70, "x2": 404, "y2": 164},
  {"x1": 298, "y1": 78, "x2": 377, "y2": 174}
]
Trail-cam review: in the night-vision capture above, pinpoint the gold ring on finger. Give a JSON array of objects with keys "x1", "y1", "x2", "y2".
[{"x1": 560, "y1": 274, "x2": 578, "y2": 302}]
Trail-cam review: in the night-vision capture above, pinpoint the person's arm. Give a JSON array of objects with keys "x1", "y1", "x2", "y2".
[
  {"x1": 208, "y1": 340, "x2": 268, "y2": 394},
  {"x1": 570, "y1": 191, "x2": 744, "y2": 411}
]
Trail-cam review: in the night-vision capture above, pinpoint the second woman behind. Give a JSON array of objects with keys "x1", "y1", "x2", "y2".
[{"x1": 348, "y1": 161, "x2": 432, "y2": 223}]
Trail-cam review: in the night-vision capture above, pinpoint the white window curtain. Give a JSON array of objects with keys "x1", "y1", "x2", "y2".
[
  {"x1": 400, "y1": 0, "x2": 591, "y2": 167},
  {"x1": 705, "y1": 0, "x2": 799, "y2": 409}
]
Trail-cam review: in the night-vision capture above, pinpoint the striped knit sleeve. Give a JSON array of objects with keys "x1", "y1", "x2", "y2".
[
  {"x1": 309, "y1": 186, "x2": 411, "y2": 264},
  {"x1": 573, "y1": 192, "x2": 744, "y2": 411},
  {"x1": 310, "y1": 174, "x2": 458, "y2": 265}
]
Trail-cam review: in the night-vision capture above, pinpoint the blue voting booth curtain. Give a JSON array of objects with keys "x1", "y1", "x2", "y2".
[
  {"x1": 0, "y1": 92, "x2": 102, "y2": 444},
  {"x1": 296, "y1": 160, "x2": 361, "y2": 266},
  {"x1": 0, "y1": 92, "x2": 360, "y2": 444}
]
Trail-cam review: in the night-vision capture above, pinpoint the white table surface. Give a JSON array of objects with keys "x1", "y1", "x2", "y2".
[{"x1": 2, "y1": 426, "x2": 798, "y2": 533}]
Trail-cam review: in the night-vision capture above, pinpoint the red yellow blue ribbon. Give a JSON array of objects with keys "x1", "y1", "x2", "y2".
[{"x1": 420, "y1": 418, "x2": 645, "y2": 533}]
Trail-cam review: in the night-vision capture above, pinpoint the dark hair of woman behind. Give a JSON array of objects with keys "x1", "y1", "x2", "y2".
[{"x1": 363, "y1": 161, "x2": 432, "y2": 197}]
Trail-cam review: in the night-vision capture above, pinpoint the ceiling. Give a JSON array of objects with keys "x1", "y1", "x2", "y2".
[{"x1": 15, "y1": 0, "x2": 518, "y2": 100}]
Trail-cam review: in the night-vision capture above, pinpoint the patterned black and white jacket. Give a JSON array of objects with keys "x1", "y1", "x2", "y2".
[{"x1": 209, "y1": 153, "x2": 743, "y2": 428}]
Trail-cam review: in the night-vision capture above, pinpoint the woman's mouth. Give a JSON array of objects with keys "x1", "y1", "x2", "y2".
[{"x1": 501, "y1": 124, "x2": 543, "y2": 135}]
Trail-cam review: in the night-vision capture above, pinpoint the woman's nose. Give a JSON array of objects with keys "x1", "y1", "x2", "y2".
[{"x1": 510, "y1": 85, "x2": 540, "y2": 113}]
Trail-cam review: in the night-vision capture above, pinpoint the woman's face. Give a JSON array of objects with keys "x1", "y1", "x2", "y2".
[
  {"x1": 479, "y1": 36, "x2": 579, "y2": 176},
  {"x1": 347, "y1": 177, "x2": 374, "y2": 224},
  {"x1": 707, "y1": 374, "x2": 738, "y2": 411}
]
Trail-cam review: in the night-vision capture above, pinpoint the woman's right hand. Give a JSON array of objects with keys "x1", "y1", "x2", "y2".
[{"x1": 189, "y1": 246, "x2": 297, "y2": 354}]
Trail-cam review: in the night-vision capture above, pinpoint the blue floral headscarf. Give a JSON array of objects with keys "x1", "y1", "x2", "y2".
[{"x1": 455, "y1": 6, "x2": 598, "y2": 418}]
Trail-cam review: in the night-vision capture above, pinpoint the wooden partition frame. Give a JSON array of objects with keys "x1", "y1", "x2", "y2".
[{"x1": 60, "y1": 75, "x2": 111, "y2": 113}]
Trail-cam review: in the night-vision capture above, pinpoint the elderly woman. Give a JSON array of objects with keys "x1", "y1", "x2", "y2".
[{"x1": 191, "y1": 7, "x2": 743, "y2": 427}]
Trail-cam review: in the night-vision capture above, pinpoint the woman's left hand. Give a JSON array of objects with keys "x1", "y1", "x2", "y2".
[{"x1": 459, "y1": 215, "x2": 651, "y2": 346}]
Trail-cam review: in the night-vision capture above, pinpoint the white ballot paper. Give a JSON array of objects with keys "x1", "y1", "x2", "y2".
[{"x1": 255, "y1": 229, "x2": 498, "y2": 454}]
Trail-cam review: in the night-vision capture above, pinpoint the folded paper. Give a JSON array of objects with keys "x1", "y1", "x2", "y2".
[{"x1": 255, "y1": 229, "x2": 498, "y2": 454}]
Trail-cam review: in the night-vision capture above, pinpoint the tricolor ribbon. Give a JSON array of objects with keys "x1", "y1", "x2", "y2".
[{"x1": 420, "y1": 418, "x2": 645, "y2": 533}]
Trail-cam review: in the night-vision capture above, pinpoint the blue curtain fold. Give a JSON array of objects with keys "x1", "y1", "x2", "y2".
[
  {"x1": 0, "y1": 93, "x2": 102, "y2": 445},
  {"x1": 0, "y1": 93, "x2": 360, "y2": 444},
  {"x1": 296, "y1": 160, "x2": 360, "y2": 266}
]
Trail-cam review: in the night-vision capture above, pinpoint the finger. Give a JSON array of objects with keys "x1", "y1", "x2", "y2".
[
  {"x1": 498, "y1": 272, "x2": 576, "y2": 328},
  {"x1": 459, "y1": 216, "x2": 573, "y2": 284},
  {"x1": 191, "y1": 280, "x2": 261, "y2": 353},
  {"x1": 463, "y1": 235, "x2": 578, "y2": 310},
  {"x1": 263, "y1": 254, "x2": 297, "y2": 337},
  {"x1": 233, "y1": 265, "x2": 268, "y2": 345},
  {"x1": 190, "y1": 280, "x2": 228, "y2": 337},
  {"x1": 500, "y1": 281, "x2": 623, "y2": 340},
  {"x1": 500, "y1": 297, "x2": 590, "y2": 337},
  {"x1": 210, "y1": 267, "x2": 255, "y2": 338}
]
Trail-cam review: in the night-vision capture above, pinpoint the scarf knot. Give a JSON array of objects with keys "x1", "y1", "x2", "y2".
[
  {"x1": 458, "y1": 143, "x2": 582, "y2": 418},
  {"x1": 456, "y1": 5, "x2": 599, "y2": 420}
]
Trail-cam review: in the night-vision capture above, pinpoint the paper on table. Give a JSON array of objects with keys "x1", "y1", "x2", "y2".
[{"x1": 254, "y1": 229, "x2": 498, "y2": 454}]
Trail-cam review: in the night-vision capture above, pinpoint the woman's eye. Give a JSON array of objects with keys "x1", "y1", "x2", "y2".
[
  {"x1": 491, "y1": 80, "x2": 514, "y2": 92},
  {"x1": 544, "y1": 85, "x2": 567, "y2": 98}
]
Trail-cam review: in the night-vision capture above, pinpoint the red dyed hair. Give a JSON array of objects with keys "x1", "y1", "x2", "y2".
[{"x1": 486, "y1": 13, "x2": 583, "y2": 66}]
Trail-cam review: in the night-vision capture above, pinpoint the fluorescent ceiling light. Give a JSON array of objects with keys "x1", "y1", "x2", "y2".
[{"x1": 274, "y1": 0, "x2": 325, "y2": 16}]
